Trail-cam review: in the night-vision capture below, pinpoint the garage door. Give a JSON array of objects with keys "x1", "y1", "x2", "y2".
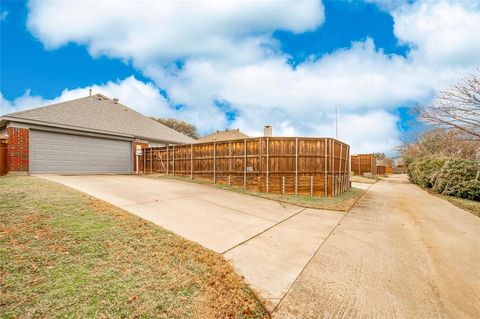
[{"x1": 30, "y1": 130, "x2": 132, "y2": 174}]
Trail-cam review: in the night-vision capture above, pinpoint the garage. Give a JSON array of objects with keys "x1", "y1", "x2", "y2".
[
  {"x1": 29, "y1": 130, "x2": 132, "y2": 174},
  {"x1": 0, "y1": 94, "x2": 195, "y2": 175}
]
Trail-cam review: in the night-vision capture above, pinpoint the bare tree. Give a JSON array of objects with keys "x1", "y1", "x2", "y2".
[
  {"x1": 151, "y1": 117, "x2": 199, "y2": 139},
  {"x1": 416, "y1": 72, "x2": 480, "y2": 139}
]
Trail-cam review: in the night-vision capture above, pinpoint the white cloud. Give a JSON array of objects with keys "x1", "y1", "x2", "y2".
[
  {"x1": 17, "y1": 0, "x2": 480, "y2": 154},
  {"x1": 27, "y1": 0, "x2": 324, "y2": 65},
  {"x1": 393, "y1": 0, "x2": 480, "y2": 67},
  {"x1": 1, "y1": 90, "x2": 47, "y2": 115},
  {"x1": 1, "y1": 76, "x2": 173, "y2": 118}
]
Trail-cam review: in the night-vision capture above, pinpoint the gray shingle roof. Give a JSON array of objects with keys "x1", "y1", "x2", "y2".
[
  {"x1": 196, "y1": 129, "x2": 249, "y2": 143},
  {"x1": 2, "y1": 94, "x2": 195, "y2": 144}
]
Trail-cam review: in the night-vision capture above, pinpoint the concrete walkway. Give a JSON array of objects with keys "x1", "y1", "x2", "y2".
[
  {"x1": 274, "y1": 175, "x2": 480, "y2": 318},
  {"x1": 40, "y1": 174, "x2": 344, "y2": 311}
]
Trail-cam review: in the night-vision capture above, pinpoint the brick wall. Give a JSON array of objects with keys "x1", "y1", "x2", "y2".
[{"x1": 7, "y1": 127, "x2": 29, "y2": 174}]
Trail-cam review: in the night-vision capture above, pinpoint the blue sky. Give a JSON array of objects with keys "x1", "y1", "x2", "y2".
[{"x1": 1, "y1": 0, "x2": 479, "y2": 154}]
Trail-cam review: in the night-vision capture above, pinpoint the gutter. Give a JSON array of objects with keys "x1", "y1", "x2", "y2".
[{"x1": 0, "y1": 116, "x2": 193, "y2": 145}]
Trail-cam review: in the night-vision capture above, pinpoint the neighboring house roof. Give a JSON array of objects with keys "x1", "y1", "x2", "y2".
[
  {"x1": 196, "y1": 128, "x2": 249, "y2": 143},
  {"x1": 0, "y1": 94, "x2": 195, "y2": 144}
]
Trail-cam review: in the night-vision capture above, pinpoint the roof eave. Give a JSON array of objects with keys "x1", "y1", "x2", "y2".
[
  {"x1": 1, "y1": 116, "x2": 195, "y2": 144},
  {"x1": 1, "y1": 116, "x2": 134, "y2": 138}
]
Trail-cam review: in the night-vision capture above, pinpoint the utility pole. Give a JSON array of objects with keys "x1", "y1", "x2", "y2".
[{"x1": 335, "y1": 107, "x2": 338, "y2": 139}]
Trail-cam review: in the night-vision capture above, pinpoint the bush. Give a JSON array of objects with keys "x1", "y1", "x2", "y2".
[
  {"x1": 407, "y1": 157, "x2": 447, "y2": 188},
  {"x1": 449, "y1": 180, "x2": 480, "y2": 201},
  {"x1": 432, "y1": 159, "x2": 480, "y2": 200},
  {"x1": 408, "y1": 157, "x2": 480, "y2": 200}
]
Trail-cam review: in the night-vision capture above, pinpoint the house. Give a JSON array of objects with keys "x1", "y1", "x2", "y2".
[
  {"x1": 196, "y1": 128, "x2": 249, "y2": 143},
  {"x1": 0, "y1": 94, "x2": 195, "y2": 175}
]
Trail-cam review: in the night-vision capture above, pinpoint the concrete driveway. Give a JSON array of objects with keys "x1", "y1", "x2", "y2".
[
  {"x1": 40, "y1": 174, "x2": 344, "y2": 311},
  {"x1": 274, "y1": 175, "x2": 480, "y2": 318}
]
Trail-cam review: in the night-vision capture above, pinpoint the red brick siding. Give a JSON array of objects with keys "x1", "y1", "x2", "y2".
[{"x1": 7, "y1": 127, "x2": 29, "y2": 173}]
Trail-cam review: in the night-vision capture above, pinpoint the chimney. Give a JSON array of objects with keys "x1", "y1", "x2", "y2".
[
  {"x1": 89, "y1": 89, "x2": 92, "y2": 96},
  {"x1": 264, "y1": 125, "x2": 272, "y2": 137},
  {"x1": 113, "y1": 98, "x2": 119, "y2": 104}
]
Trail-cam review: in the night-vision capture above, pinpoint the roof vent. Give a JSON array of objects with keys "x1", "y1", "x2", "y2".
[
  {"x1": 96, "y1": 93, "x2": 103, "y2": 100},
  {"x1": 113, "y1": 98, "x2": 119, "y2": 104}
]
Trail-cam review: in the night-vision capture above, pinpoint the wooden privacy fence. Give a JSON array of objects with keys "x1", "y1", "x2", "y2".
[
  {"x1": 377, "y1": 165, "x2": 386, "y2": 175},
  {"x1": 351, "y1": 154, "x2": 377, "y2": 176},
  {"x1": 142, "y1": 137, "x2": 350, "y2": 197}
]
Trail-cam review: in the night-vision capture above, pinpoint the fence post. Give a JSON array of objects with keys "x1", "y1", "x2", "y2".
[
  {"x1": 172, "y1": 145, "x2": 175, "y2": 176},
  {"x1": 213, "y1": 141, "x2": 216, "y2": 184},
  {"x1": 295, "y1": 138, "x2": 298, "y2": 196},
  {"x1": 324, "y1": 139, "x2": 328, "y2": 197},
  {"x1": 333, "y1": 141, "x2": 336, "y2": 196},
  {"x1": 329, "y1": 139, "x2": 333, "y2": 196},
  {"x1": 339, "y1": 142, "x2": 343, "y2": 195},
  {"x1": 244, "y1": 139, "x2": 247, "y2": 190},
  {"x1": 228, "y1": 142, "x2": 232, "y2": 172},
  {"x1": 282, "y1": 176, "x2": 285, "y2": 195},
  {"x1": 358, "y1": 155, "x2": 360, "y2": 176},
  {"x1": 266, "y1": 138, "x2": 269, "y2": 194},
  {"x1": 310, "y1": 176, "x2": 313, "y2": 196},
  {"x1": 190, "y1": 144, "x2": 193, "y2": 179},
  {"x1": 150, "y1": 148, "x2": 153, "y2": 174},
  {"x1": 347, "y1": 145, "x2": 352, "y2": 188}
]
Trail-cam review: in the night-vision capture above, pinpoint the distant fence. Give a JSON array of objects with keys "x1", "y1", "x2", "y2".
[
  {"x1": 351, "y1": 154, "x2": 377, "y2": 176},
  {"x1": 377, "y1": 165, "x2": 393, "y2": 175},
  {"x1": 141, "y1": 137, "x2": 350, "y2": 197}
]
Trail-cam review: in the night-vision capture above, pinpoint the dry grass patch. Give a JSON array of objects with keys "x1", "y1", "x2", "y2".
[
  {"x1": 0, "y1": 176, "x2": 268, "y2": 319},
  {"x1": 349, "y1": 175, "x2": 379, "y2": 184},
  {"x1": 157, "y1": 175, "x2": 365, "y2": 212},
  {"x1": 428, "y1": 190, "x2": 480, "y2": 217}
]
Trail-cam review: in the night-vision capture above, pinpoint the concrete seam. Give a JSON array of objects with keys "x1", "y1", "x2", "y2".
[
  {"x1": 273, "y1": 181, "x2": 375, "y2": 313},
  {"x1": 272, "y1": 209, "x2": 350, "y2": 313},
  {"x1": 221, "y1": 207, "x2": 307, "y2": 255}
]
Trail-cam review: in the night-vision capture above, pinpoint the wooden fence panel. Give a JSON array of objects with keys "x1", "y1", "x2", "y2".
[
  {"x1": 142, "y1": 137, "x2": 350, "y2": 197},
  {"x1": 351, "y1": 154, "x2": 377, "y2": 176}
]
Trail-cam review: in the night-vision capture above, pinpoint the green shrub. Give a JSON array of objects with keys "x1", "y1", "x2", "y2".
[
  {"x1": 432, "y1": 159, "x2": 480, "y2": 200},
  {"x1": 449, "y1": 180, "x2": 480, "y2": 201},
  {"x1": 408, "y1": 157, "x2": 480, "y2": 200},
  {"x1": 407, "y1": 157, "x2": 447, "y2": 188}
]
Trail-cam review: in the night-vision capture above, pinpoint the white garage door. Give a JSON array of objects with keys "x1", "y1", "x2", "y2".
[{"x1": 30, "y1": 130, "x2": 132, "y2": 174}]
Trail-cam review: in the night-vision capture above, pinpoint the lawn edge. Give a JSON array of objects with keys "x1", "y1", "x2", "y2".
[{"x1": 153, "y1": 174, "x2": 364, "y2": 212}]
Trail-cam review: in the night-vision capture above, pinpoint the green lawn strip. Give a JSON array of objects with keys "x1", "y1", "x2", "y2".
[
  {"x1": 0, "y1": 176, "x2": 268, "y2": 319},
  {"x1": 157, "y1": 175, "x2": 365, "y2": 212}
]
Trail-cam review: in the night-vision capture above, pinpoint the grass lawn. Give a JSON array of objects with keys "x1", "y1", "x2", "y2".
[
  {"x1": 429, "y1": 191, "x2": 480, "y2": 217},
  {"x1": 0, "y1": 176, "x2": 268, "y2": 319},
  {"x1": 158, "y1": 175, "x2": 365, "y2": 212}
]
